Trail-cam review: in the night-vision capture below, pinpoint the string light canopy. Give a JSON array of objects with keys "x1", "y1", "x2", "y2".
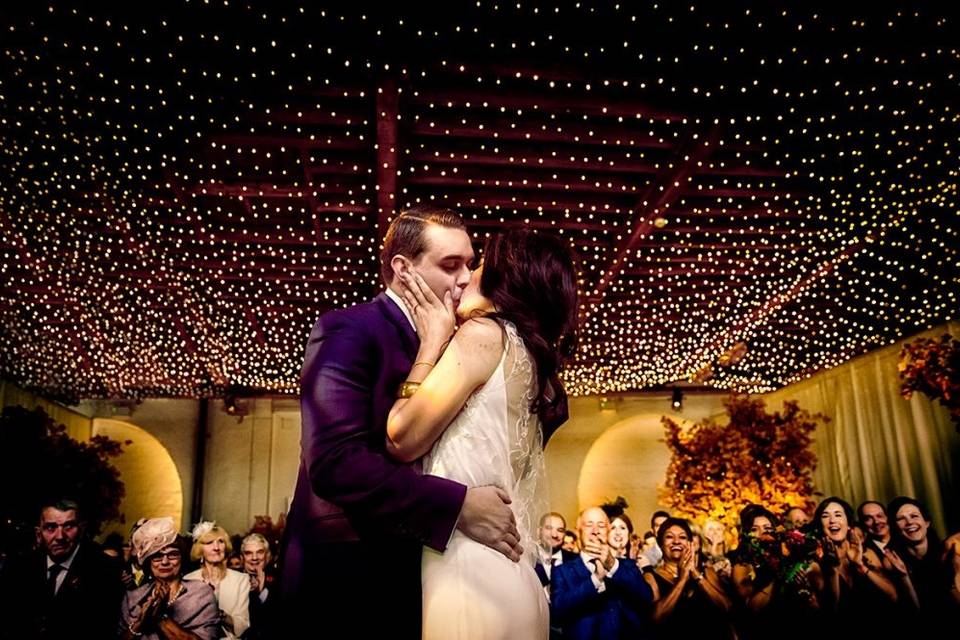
[{"x1": 0, "y1": 2, "x2": 956, "y2": 402}]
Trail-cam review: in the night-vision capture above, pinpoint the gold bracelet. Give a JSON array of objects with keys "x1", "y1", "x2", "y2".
[
  {"x1": 412, "y1": 360, "x2": 435, "y2": 369},
  {"x1": 397, "y1": 381, "x2": 421, "y2": 399}
]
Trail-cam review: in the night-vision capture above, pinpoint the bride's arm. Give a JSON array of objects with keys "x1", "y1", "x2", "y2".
[{"x1": 386, "y1": 317, "x2": 503, "y2": 462}]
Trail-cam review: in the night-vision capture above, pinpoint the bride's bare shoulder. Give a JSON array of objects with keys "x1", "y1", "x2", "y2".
[{"x1": 453, "y1": 317, "x2": 505, "y2": 364}]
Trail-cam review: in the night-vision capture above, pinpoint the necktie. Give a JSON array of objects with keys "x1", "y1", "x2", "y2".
[{"x1": 48, "y1": 564, "x2": 64, "y2": 597}]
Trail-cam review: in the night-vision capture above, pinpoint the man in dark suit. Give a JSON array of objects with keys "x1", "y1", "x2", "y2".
[
  {"x1": 857, "y1": 500, "x2": 892, "y2": 559},
  {"x1": 0, "y1": 499, "x2": 122, "y2": 639},
  {"x1": 536, "y1": 511, "x2": 579, "y2": 640},
  {"x1": 551, "y1": 506, "x2": 653, "y2": 640},
  {"x1": 535, "y1": 512, "x2": 579, "y2": 589},
  {"x1": 278, "y1": 206, "x2": 522, "y2": 638}
]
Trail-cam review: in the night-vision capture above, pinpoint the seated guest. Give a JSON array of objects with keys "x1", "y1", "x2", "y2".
[
  {"x1": 242, "y1": 533, "x2": 276, "y2": 639},
  {"x1": 184, "y1": 522, "x2": 251, "y2": 639},
  {"x1": 551, "y1": 506, "x2": 653, "y2": 639},
  {"x1": 120, "y1": 517, "x2": 220, "y2": 640},
  {"x1": 0, "y1": 499, "x2": 122, "y2": 639},
  {"x1": 651, "y1": 518, "x2": 733, "y2": 639}
]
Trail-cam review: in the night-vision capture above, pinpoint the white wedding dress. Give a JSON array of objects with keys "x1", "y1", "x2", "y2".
[{"x1": 421, "y1": 320, "x2": 549, "y2": 640}]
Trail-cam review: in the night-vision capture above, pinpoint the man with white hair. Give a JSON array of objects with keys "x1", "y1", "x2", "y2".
[
  {"x1": 241, "y1": 533, "x2": 275, "y2": 638},
  {"x1": 550, "y1": 505, "x2": 653, "y2": 639}
]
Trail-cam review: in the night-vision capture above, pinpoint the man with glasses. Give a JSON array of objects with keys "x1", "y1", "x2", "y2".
[{"x1": 0, "y1": 499, "x2": 122, "y2": 638}]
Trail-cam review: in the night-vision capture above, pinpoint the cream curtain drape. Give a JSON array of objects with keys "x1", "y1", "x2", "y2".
[{"x1": 762, "y1": 321, "x2": 960, "y2": 535}]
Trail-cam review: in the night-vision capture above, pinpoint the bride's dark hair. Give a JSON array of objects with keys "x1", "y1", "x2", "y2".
[{"x1": 479, "y1": 229, "x2": 579, "y2": 432}]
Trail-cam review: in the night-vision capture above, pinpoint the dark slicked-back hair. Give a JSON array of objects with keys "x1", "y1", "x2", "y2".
[
  {"x1": 39, "y1": 498, "x2": 81, "y2": 522},
  {"x1": 379, "y1": 205, "x2": 467, "y2": 285}
]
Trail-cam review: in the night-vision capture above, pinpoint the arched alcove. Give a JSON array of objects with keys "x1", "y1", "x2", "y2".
[
  {"x1": 576, "y1": 413, "x2": 693, "y2": 528},
  {"x1": 93, "y1": 419, "x2": 184, "y2": 536}
]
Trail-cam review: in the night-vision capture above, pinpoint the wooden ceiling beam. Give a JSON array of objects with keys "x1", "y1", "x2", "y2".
[{"x1": 589, "y1": 124, "x2": 722, "y2": 303}]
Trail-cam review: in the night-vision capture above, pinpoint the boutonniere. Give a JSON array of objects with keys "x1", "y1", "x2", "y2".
[{"x1": 66, "y1": 575, "x2": 81, "y2": 590}]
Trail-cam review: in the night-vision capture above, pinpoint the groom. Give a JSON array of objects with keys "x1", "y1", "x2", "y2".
[{"x1": 278, "y1": 206, "x2": 522, "y2": 637}]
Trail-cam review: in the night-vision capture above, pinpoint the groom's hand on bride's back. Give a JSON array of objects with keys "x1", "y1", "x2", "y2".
[{"x1": 457, "y1": 486, "x2": 524, "y2": 562}]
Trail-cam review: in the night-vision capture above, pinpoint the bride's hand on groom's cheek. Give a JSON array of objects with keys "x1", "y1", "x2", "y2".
[{"x1": 399, "y1": 271, "x2": 456, "y2": 346}]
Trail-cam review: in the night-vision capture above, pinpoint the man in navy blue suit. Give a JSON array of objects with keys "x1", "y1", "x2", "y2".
[
  {"x1": 551, "y1": 505, "x2": 654, "y2": 640},
  {"x1": 278, "y1": 206, "x2": 522, "y2": 638}
]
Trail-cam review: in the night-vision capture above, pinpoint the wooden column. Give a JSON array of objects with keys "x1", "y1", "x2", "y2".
[{"x1": 375, "y1": 76, "x2": 399, "y2": 241}]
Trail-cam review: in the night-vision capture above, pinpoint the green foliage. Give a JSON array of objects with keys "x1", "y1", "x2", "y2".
[{"x1": 0, "y1": 405, "x2": 126, "y2": 554}]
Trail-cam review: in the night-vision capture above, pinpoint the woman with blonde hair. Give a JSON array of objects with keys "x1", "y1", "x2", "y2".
[{"x1": 183, "y1": 521, "x2": 250, "y2": 639}]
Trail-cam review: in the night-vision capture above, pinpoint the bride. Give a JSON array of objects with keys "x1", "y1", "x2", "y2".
[{"x1": 385, "y1": 229, "x2": 579, "y2": 639}]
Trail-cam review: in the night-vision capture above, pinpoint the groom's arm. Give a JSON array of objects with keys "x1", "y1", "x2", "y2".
[{"x1": 301, "y1": 311, "x2": 466, "y2": 551}]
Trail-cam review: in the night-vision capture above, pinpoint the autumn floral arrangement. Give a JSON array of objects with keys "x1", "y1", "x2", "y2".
[
  {"x1": 899, "y1": 333, "x2": 960, "y2": 429},
  {"x1": 660, "y1": 395, "x2": 825, "y2": 534}
]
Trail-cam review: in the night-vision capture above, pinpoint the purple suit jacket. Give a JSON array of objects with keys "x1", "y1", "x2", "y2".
[{"x1": 279, "y1": 293, "x2": 467, "y2": 596}]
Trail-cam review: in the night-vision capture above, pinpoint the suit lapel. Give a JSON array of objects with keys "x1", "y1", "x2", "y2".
[{"x1": 375, "y1": 292, "x2": 419, "y2": 359}]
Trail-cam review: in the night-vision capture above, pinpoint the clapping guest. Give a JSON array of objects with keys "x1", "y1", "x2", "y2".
[
  {"x1": 551, "y1": 506, "x2": 653, "y2": 639},
  {"x1": 183, "y1": 522, "x2": 250, "y2": 639},
  {"x1": 651, "y1": 518, "x2": 733, "y2": 639},
  {"x1": 813, "y1": 497, "x2": 897, "y2": 634},
  {"x1": 702, "y1": 518, "x2": 732, "y2": 582},
  {"x1": 241, "y1": 533, "x2": 275, "y2": 639},
  {"x1": 120, "y1": 517, "x2": 219, "y2": 640}
]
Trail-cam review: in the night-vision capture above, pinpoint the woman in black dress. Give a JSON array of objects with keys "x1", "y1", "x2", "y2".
[{"x1": 651, "y1": 517, "x2": 733, "y2": 639}]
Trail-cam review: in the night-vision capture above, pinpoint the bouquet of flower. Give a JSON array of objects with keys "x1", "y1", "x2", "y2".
[
  {"x1": 899, "y1": 334, "x2": 960, "y2": 429},
  {"x1": 778, "y1": 528, "x2": 821, "y2": 602},
  {"x1": 737, "y1": 532, "x2": 782, "y2": 587},
  {"x1": 738, "y1": 528, "x2": 822, "y2": 600}
]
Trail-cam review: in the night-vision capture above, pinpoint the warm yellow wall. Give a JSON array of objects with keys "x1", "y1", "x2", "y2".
[
  {"x1": 200, "y1": 397, "x2": 301, "y2": 536},
  {"x1": 92, "y1": 419, "x2": 184, "y2": 536},
  {"x1": 545, "y1": 393, "x2": 727, "y2": 528}
]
